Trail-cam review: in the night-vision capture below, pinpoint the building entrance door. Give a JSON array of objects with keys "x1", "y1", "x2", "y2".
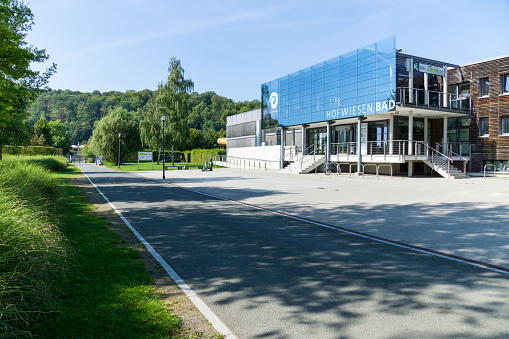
[
  {"x1": 431, "y1": 119, "x2": 442, "y2": 147},
  {"x1": 307, "y1": 128, "x2": 327, "y2": 154}
]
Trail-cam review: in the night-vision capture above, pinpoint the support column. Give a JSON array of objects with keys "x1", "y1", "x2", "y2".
[
  {"x1": 442, "y1": 115, "x2": 448, "y2": 151},
  {"x1": 280, "y1": 127, "x2": 285, "y2": 170},
  {"x1": 389, "y1": 113, "x2": 394, "y2": 155},
  {"x1": 408, "y1": 161, "x2": 413, "y2": 177},
  {"x1": 301, "y1": 124, "x2": 307, "y2": 154},
  {"x1": 409, "y1": 58, "x2": 414, "y2": 103},
  {"x1": 255, "y1": 119, "x2": 262, "y2": 146},
  {"x1": 326, "y1": 120, "x2": 331, "y2": 163},
  {"x1": 443, "y1": 66, "x2": 448, "y2": 108},
  {"x1": 408, "y1": 111, "x2": 413, "y2": 155},
  {"x1": 424, "y1": 117, "x2": 429, "y2": 143},
  {"x1": 357, "y1": 116, "x2": 362, "y2": 174},
  {"x1": 424, "y1": 73, "x2": 429, "y2": 105}
]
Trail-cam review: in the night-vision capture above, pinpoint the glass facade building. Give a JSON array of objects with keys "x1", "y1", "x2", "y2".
[{"x1": 261, "y1": 37, "x2": 397, "y2": 130}]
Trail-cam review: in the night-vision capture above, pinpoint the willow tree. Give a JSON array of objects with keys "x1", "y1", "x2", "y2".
[
  {"x1": 89, "y1": 107, "x2": 141, "y2": 165},
  {"x1": 140, "y1": 58, "x2": 193, "y2": 164}
]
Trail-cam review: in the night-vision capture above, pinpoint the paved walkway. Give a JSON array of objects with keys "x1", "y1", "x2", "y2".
[{"x1": 135, "y1": 168, "x2": 509, "y2": 270}]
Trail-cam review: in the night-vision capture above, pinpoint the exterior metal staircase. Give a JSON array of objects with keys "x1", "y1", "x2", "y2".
[
  {"x1": 281, "y1": 144, "x2": 326, "y2": 174},
  {"x1": 421, "y1": 142, "x2": 469, "y2": 179},
  {"x1": 282, "y1": 154, "x2": 326, "y2": 174}
]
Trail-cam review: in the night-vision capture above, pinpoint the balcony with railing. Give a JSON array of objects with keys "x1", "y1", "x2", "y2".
[
  {"x1": 329, "y1": 140, "x2": 470, "y2": 163},
  {"x1": 396, "y1": 87, "x2": 471, "y2": 113}
]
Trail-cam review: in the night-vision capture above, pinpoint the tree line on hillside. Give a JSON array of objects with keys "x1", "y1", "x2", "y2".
[{"x1": 25, "y1": 86, "x2": 260, "y2": 150}]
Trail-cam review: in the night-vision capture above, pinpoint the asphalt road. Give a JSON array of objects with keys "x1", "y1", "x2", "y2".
[{"x1": 76, "y1": 164, "x2": 509, "y2": 339}]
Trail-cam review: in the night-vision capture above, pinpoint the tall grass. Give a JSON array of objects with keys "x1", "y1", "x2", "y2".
[{"x1": 0, "y1": 156, "x2": 68, "y2": 337}]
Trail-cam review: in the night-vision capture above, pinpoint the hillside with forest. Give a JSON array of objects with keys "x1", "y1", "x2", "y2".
[{"x1": 26, "y1": 89, "x2": 260, "y2": 150}]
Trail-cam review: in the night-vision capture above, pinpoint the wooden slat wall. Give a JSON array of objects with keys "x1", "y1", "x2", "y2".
[{"x1": 448, "y1": 56, "x2": 509, "y2": 172}]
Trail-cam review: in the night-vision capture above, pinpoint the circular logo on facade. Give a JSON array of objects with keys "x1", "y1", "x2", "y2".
[{"x1": 270, "y1": 91, "x2": 278, "y2": 109}]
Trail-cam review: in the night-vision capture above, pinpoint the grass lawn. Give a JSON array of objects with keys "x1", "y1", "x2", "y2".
[
  {"x1": 101, "y1": 160, "x2": 221, "y2": 172},
  {"x1": 34, "y1": 165, "x2": 189, "y2": 338}
]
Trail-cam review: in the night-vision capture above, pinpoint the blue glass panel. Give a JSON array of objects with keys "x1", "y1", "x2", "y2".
[
  {"x1": 289, "y1": 80, "x2": 299, "y2": 89},
  {"x1": 341, "y1": 75, "x2": 358, "y2": 86},
  {"x1": 376, "y1": 91, "x2": 392, "y2": 102},
  {"x1": 325, "y1": 74, "x2": 340, "y2": 85},
  {"x1": 300, "y1": 81, "x2": 312, "y2": 91},
  {"x1": 375, "y1": 65, "x2": 392, "y2": 77},
  {"x1": 341, "y1": 97, "x2": 357, "y2": 106},
  {"x1": 288, "y1": 115, "x2": 300, "y2": 126},
  {"x1": 312, "y1": 112, "x2": 324, "y2": 121},
  {"x1": 289, "y1": 72, "x2": 300, "y2": 85},
  {"x1": 300, "y1": 75, "x2": 311, "y2": 85},
  {"x1": 376, "y1": 75, "x2": 392, "y2": 86},
  {"x1": 376, "y1": 36, "x2": 395, "y2": 53},
  {"x1": 302, "y1": 107, "x2": 312, "y2": 114},
  {"x1": 280, "y1": 88, "x2": 288, "y2": 96},
  {"x1": 325, "y1": 100, "x2": 340, "y2": 109},
  {"x1": 301, "y1": 67, "x2": 312, "y2": 78},
  {"x1": 341, "y1": 68, "x2": 357, "y2": 79},
  {"x1": 312, "y1": 84, "x2": 324, "y2": 93},
  {"x1": 341, "y1": 82, "x2": 357, "y2": 93},
  {"x1": 300, "y1": 87, "x2": 312, "y2": 96},
  {"x1": 358, "y1": 78, "x2": 376, "y2": 89},
  {"x1": 341, "y1": 50, "x2": 358, "y2": 66},
  {"x1": 301, "y1": 99, "x2": 312, "y2": 108},
  {"x1": 302, "y1": 113, "x2": 312, "y2": 123},
  {"x1": 358, "y1": 94, "x2": 376, "y2": 104},
  {"x1": 358, "y1": 86, "x2": 376, "y2": 97},
  {"x1": 358, "y1": 43, "x2": 376, "y2": 60},
  {"x1": 376, "y1": 54, "x2": 395, "y2": 66},
  {"x1": 325, "y1": 87, "x2": 340, "y2": 97},
  {"x1": 326, "y1": 57, "x2": 341, "y2": 70},
  {"x1": 358, "y1": 55, "x2": 376, "y2": 67},
  {"x1": 312, "y1": 91, "x2": 324, "y2": 100},
  {"x1": 358, "y1": 62, "x2": 376, "y2": 75},
  {"x1": 341, "y1": 61, "x2": 357, "y2": 72},
  {"x1": 358, "y1": 71, "x2": 375, "y2": 82},
  {"x1": 325, "y1": 79, "x2": 340, "y2": 90},
  {"x1": 312, "y1": 78, "x2": 324, "y2": 87},
  {"x1": 312, "y1": 104, "x2": 324, "y2": 113},
  {"x1": 325, "y1": 67, "x2": 340, "y2": 77},
  {"x1": 289, "y1": 91, "x2": 300, "y2": 99}
]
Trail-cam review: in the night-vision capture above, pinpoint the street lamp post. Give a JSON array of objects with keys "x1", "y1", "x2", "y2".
[
  {"x1": 118, "y1": 133, "x2": 121, "y2": 168},
  {"x1": 161, "y1": 115, "x2": 166, "y2": 179}
]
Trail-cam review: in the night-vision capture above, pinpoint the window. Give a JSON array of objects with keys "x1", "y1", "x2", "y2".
[
  {"x1": 479, "y1": 117, "x2": 489, "y2": 137},
  {"x1": 479, "y1": 77, "x2": 490, "y2": 97},
  {"x1": 501, "y1": 74, "x2": 509, "y2": 95},
  {"x1": 501, "y1": 116, "x2": 509, "y2": 135}
]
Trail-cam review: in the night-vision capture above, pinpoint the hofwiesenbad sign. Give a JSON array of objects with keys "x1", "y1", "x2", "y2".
[
  {"x1": 326, "y1": 99, "x2": 396, "y2": 119},
  {"x1": 270, "y1": 90, "x2": 396, "y2": 121}
]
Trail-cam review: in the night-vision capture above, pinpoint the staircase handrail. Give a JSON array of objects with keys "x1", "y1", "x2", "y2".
[
  {"x1": 434, "y1": 143, "x2": 469, "y2": 162},
  {"x1": 286, "y1": 143, "x2": 318, "y2": 164}
]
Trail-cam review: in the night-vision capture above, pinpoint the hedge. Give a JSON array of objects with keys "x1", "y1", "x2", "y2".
[
  {"x1": 190, "y1": 148, "x2": 226, "y2": 163},
  {"x1": 2, "y1": 146, "x2": 57, "y2": 156}
]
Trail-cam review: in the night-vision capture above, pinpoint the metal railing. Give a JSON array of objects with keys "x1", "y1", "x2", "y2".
[
  {"x1": 397, "y1": 87, "x2": 471, "y2": 113},
  {"x1": 484, "y1": 164, "x2": 496, "y2": 178},
  {"x1": 214, "y1": 155, "x2": 279, "y2": 170},
  {"x1": 434, "y1": 143, "x2": 469, "y2": 174},
  {"x1": 285, "y1": 143, "x2": 321, "y2": 173}
]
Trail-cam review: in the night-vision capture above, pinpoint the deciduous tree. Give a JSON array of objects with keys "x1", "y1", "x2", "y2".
[
  {"x1": 0, "y1": 0, "x2": 56, "y2": 159},
  {"x1": 89, "y1": 107, "x2": 141, "y2": 165}
]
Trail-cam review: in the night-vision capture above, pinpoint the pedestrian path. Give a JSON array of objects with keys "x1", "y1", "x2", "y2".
[{"x1": 136, "y1": 168, "x2": 509, "y2": 270}]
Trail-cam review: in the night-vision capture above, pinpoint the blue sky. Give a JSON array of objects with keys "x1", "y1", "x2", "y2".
[{"x1": 27, "y1": 0, "x2": 509, "y2": 102}]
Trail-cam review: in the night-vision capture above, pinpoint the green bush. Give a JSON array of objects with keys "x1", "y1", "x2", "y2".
[
  {"x1": 2, "y1": 145, "x2": 57, "y2": 156},
  {"x1": 190, "y1": 148, "x2": 226, "y2": 163}
]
